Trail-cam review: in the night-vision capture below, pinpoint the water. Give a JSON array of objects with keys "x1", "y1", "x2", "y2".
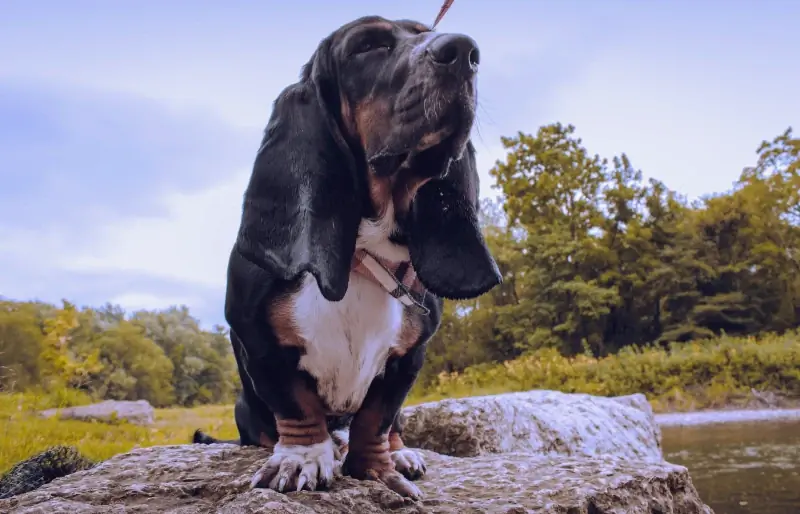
[{"x1": 661, "y1": 415, "x2": 800, "y2": 514}]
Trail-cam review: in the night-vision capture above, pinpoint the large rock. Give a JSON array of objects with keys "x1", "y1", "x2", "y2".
[
  {"x1": 38, "y1": 400, "x2": 154, "y2": 426},
  {"x1": 0, "y1": 443, "x2": 712, "y2": 514},
  {"x1": 400, "y1": 391, "x2": 662, "y2": 461}
]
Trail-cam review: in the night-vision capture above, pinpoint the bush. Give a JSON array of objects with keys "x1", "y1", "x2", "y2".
[{"x1": 408, "y1": 331, "x2": 800, "y2": 410}]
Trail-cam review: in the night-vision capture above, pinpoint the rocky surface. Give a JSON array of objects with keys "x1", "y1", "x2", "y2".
[
  {"x1": 3, "y1": 391, "x2": 714, "y2": 513},
  {"x1": 38, "y1": 400, "x2": 155, "y2": 426},
  {"x1": 400, "y1": 391, "x2": 663, "y2": 461},
  {"x1": 0, "y1": 444, "x2": 712, "y2": 514}
]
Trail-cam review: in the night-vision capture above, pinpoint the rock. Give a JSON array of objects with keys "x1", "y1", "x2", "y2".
[
  {"x1": 0, "y1": 446, "x2": 96, "y2": 500},
  {"x1": 400, "y1": 391, "x2": 662, "y2": 461},
  {"x1": 0, "y1": 443, "x2": 713, "y2": 514},
  {"x1": 4, "y1": 391, "x2": 713, "y2": 512},
  {"x1": 38, "y1": 400, "x2": 155, "y2": 426}
]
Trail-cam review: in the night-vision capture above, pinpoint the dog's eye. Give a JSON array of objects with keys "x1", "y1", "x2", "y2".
[{"x1": 353, "y1": 39, "x2": 393, "y2": 55}]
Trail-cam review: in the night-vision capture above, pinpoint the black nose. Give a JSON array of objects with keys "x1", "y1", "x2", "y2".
[{"x1": 427, "y1": 34, "x2": 480, "y2": 77}]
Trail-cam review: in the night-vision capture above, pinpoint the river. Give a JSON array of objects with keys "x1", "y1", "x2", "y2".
[{"x1": 659, "y1": 411, "x2": 800, "y2": 514}]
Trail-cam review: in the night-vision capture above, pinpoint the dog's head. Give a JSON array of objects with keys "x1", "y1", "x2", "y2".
[
  {"x1": 326, "y1": 17, "x2": 478, "y2": 180},
  {"x1": 237, "y1": 16, "x2": 501, "y2": 302}
]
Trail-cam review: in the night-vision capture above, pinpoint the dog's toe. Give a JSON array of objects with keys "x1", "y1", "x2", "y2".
[
  {"x1": 377, "y1": 469, "x2": 424, "y2": 500},
  {"x1": 391, "y1": 448, "x2": 427, "y2": 481},
  {"x1": 251, "y1": 438, "x2": 336, "y2": 493}
]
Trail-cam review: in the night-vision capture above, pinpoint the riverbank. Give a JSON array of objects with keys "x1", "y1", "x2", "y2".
[{"x1": 656, "y1": 407, "x2": 800, "y2": 427}]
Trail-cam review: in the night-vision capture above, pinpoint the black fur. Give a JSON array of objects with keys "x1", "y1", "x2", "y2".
[{"x1": 192, "y1": 15, "x2": 500, "y2": 484}]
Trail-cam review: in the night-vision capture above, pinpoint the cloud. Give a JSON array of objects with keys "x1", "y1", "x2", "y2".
[
  {"x1": 543, "y1": 22, "x2": 799, "y2": 201},
  {"x1": 0, "y1": 80, "x2": 256, "y2": 234},
  {"x1": 60, "y1": 138, "x2": 510, "y2": 291},
  {"x1": 0, "y1": 80, "x2": 260, "y2": 325},
  {"x1": 61, "y1": 169, "x2": 249, "y2": 290},
  {"x1": 109, "y1": 292, "x2": 204, "y2": 312}
]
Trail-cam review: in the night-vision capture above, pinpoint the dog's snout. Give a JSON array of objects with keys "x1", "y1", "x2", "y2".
[{"x1": 426, "y1": 34, "x2": 479, "y2": 76}]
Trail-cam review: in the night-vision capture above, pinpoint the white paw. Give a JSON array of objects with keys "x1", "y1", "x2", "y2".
[
  {"x1": 250, "y1": 438, "x2": 336, "y2": 493},
  {"x1": 391, "y1": 448, "x2": 427, "y2": 481}
]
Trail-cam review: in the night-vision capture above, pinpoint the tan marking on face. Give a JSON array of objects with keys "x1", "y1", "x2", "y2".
[
  {"x1": 393, "y1": 173, "x2": 432, "y2": 215},
  {"x1": 364, "y1": 21, "x2": 394, "y2": 31},
  {"x1": 390, "y1": 309, "x2": 424, "y2": 358},
  {"x1": 417, "y1": 129, "x2": 449, "y2": 151},
  {"x1": 367, "y1": 173, "x2": 394, "y2": 216},
  {"x1": 352, "y1": 94, "x2": 432, "y2": 218},
  {"x1": 267, "y1": 293, "x2": 305, "y2": 348},
  {"x1": 339, "y1": 92, "x2": 357, "y2": 139},
  {"x1": 354, "y1": 99, "x2": 391, "y2": 151}
]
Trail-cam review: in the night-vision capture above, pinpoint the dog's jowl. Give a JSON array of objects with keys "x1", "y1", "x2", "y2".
[{"x1": 192, "y1": 15, "x2": 501, "y2": 500}]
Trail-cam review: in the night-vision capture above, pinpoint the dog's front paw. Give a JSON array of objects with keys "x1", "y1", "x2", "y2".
[
  {"x1": 250, "y1": 438, "x2": 336, "y2": 493},
  {"x1": 343, "y1": 452, "x2": 424, "y2": 500},
  {"x1": 391, "y1": 448, "x2": 426, "y2": 481}
]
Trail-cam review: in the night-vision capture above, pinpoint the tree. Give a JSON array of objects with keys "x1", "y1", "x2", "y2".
[{"x1": 490, "y1": 123, "x2": 619, "y2": 355}]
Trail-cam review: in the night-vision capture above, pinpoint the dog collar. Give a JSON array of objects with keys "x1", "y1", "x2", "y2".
[{"x1": 351, "y1": 249, "x2": 430, "y2": 315}]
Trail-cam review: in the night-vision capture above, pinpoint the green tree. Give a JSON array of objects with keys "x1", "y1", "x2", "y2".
[{"x1": 490, "y1": 123, "x2": 619, "y2": 355}]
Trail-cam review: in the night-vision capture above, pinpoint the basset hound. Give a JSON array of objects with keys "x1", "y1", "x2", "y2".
[{"x1": 192, "y1": 15, "x2": 501, "y2": 500}]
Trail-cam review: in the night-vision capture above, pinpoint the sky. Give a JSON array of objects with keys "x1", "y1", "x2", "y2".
[{"x1": 1, "y1": 0, "x2": 798, "y2": 328}]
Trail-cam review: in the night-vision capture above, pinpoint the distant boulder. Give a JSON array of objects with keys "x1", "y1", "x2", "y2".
[{"x1": 38, "y1": 399, "x2": 154, "y2": 426}]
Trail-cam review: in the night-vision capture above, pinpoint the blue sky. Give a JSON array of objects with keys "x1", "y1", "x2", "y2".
[{"x1": 1, "y1": 1, "x2": 797, "y2": 328}]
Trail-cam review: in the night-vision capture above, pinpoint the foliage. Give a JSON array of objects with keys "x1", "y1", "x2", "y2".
[
  {"x1": 417, "y1": 124, "x2": 800, "y2": 385},
  {"x1": 409, "y1": 331, "x2": 800, "y2": 411},
  {"x1": 0, "y1": 301, "x2": 239, "y2": 408}
]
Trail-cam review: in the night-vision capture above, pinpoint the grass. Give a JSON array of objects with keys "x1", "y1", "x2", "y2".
[
  {"x1": 2, "y1": 332, "x2": 798, "y2": 475},
  {"x1": 0, "y1": 391, "x2": 238, "y2": 475}
]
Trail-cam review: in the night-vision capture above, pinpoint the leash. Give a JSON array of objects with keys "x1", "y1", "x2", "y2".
[{"x1": 431, "y1": 0, "x2": 455, "y2": 29}]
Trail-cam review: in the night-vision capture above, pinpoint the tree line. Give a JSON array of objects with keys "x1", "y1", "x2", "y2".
[
  {"x1": 1, "y1": 124, "x2": 798, "y2": 403},
  {"x1": 421, "y1": 124, "x2": 799, "y2": 385},
  {"x1": 0, "y1": 301, "x2": 238, "y2": 407}
]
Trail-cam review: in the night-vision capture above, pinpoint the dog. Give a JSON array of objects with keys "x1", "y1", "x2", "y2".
[{"x1": 192, "y1": 15, "x2": 501, "y2": 500}]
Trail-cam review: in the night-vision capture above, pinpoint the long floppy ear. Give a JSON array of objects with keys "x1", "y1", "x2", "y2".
[
  {"x1": 235, "y1": 42, "x2": 361, "y2": 302},
  {"x1": 406, "y1": 142, "x2": 502, "y2": 300}
]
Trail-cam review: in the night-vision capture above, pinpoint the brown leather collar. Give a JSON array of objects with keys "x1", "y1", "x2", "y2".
[{"x1": 351, "y1": 249, "x2": 429, "y2": 315}]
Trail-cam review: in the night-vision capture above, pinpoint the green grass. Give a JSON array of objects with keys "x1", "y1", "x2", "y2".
[{"x1": 0, "y1": 391, "x2": 237, "y2": 475}]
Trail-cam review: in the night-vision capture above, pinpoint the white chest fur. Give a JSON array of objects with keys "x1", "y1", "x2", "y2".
[
  {"x1": 293, "y1": 272, "x2": 405, "y2": 414},
  {"x1": 293, "y1": 203, "x2": 410, "y2": 414}
]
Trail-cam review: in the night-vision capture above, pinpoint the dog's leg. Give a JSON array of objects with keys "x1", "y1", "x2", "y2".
[
  {"x1": 249, "y1": 379, "x2": 336, "y2": 493},
  {"x1": 388, "y1": 416, "x2": 427, "y2": 481},
  {"x1": 342, "y1": 345, "x2": 426, "y2": 500}
]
